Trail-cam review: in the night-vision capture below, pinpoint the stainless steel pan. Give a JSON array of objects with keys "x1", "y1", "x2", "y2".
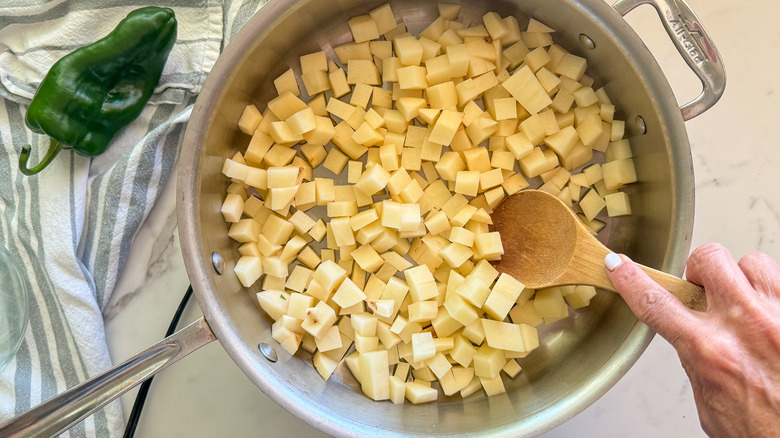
[{"x1": 0, "y1": 0, "x2": 724, "y2": 436}]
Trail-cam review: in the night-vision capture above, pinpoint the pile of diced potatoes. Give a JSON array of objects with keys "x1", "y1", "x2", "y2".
[{"x1": 220, "y1": 2, "x2": 638, "y2": 404}]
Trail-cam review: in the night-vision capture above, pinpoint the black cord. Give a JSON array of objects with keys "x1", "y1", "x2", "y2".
[{"x1": 123, "y1": 285, "x2": 194, "y2": 438}]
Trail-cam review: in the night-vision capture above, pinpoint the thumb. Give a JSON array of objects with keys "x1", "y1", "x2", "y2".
[{"x1": 604, "y1": 253, "x2": 697, "y2": 347}]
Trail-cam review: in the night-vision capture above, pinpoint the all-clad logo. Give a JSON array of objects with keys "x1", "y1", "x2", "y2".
[{"x1": 666, "y1": 9, "x2": 707, "y2": 66}]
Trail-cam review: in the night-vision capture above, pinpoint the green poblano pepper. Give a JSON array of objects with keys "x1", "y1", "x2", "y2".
[{"x1": 20, "y1": 6, "x2": 177, "y2": 175}]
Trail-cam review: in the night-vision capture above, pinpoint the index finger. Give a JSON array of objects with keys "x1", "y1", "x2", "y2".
[
  {"x1": 605, "y1": 253, "x2": 699, "y2": 347},
  {"x1": 686, "y1": 243, "x2": 754, "y2": 308}
]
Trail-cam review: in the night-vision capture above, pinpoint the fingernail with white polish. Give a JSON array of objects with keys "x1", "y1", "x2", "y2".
[{"x1": 605, "y1": 252, "x2": 623, "y2": 271}]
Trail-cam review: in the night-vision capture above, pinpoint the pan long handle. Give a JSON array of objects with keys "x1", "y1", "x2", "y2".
[
  {"x1": 612, "y1": 0, "x2": 726, "y2": 121},
  {"x1": 0, "y1": 317, "x2": 217, "y2": 438}
]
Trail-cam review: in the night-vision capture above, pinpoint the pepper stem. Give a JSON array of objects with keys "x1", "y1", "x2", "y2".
[{"x1": 19, "y1": 140, "x2": 63, "y2": 176}]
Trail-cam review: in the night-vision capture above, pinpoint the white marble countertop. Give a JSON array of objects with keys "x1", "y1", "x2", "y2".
[{"x1": 104, "y1": 0, "x2": 780, "y2": 436}]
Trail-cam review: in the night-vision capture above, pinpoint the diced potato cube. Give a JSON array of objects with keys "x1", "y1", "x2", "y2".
[
  {"x1": 311, "y1": 259, "x2": 348, "y2": 297},
  {"x1": 474, "y1": 232, "x2": 504, "y2": 260},
  {"x1": 472, "y1": 344, "x2": 506, "y2": 378},
  {"x1": 502, "y1": 65, "x2": 552, "y2": 114},
  {"x1": 397, "y1": 65, "x2": 429, "y2": 90},
  {"x1": 461, "y1": 147, "x2": 490, "y2": 173},
  {"x1": 579, "y1": 188, "x2": 606, "y2": 221},
  {"x1": 408, "y1": 300, "x2": 439, "y2": 322},
  {"x1": 267, "y1": 91, "x2": 308, "y2": 120},
  {"x1": 505, "y1": 131, "x2": 534, "y2": 160},
  {"x1": 479, "y1": 11, "x2": 506, "y2": 40},
  {"x1": 222, "y1": 158, "x2": 251, "y2": 181},
  {"x1": 605, "y1": 139, "x2": 632, "y2": 162},
  {"x1": 602, "y1": 158, "x2": 637, "y2": 190},
  {"x1": 348, "y1": 14, "x2": 380, "y2": 43},
  {"x1": 280, "y1": 235, "x2": 307, "y2": 262},
  {"x1": 332, "y1": 277, "x2": 368, "y2": 308},
  {"x1": 423, "y1": 210, "x2": 450, "y2": 236},
  {"x1": 369, "y1": 3, "x2": 397, "y2": 35},
  {"x1": 263, "y1": 145, "x2": 298, "y2": 167},
  {"x1": 446, "y1": 336, "x2": 475, "y2": 369},
  {"x1": 302, "y1": 70, "x2": 330, "y2": 96},
  {"x1": 457, "y1": 275, "x2": 491, "y2": 307},
  {"x1": 555, "y1": 53, "x2": 587, "y2": 80},
  {"x1": 582, "y1": 163, "x2": 603, "y2": 184},
  {"x1": 359, "y1": 350, "x2": 390, "y2": 401},
  {"x1": 238, "y1": 104, "x2": 263, "y2": 135},
  {"x1": 330, "y1": 216, "x2": 356, "y2": 247},
  {"x1": 286, "y1": 107, "x2": 316, "y2": 136},
  {"x1": 544, "y1": 125, "x2": 578, "y2": 157},
  {"x1": 328, "y1": 68, "x2": 351, "y2": 98},
  {"x1": 479, "y1": 168, "x2": 504, "y2": 191},
  {"x1": 261, "y1": 255, "x2": 286, "y2": 278},
  {"x1": 405, "y1": 381, "x2": 438, "y2": 404},
  {"x1": 286, "y1": 211, "x2": 315, "y2": 235},
  {"x1": 228, "y1": 219, "x2": 260, "y2": 243},
  {"x1": 447, "y1": 226, "x2": 474, "y2": 247},
  {"x1": 234, "y1": 256, "x2": 263, "y2": 287},
  {"x1": 274, "y1": 68, "x2": 300, "y2": 96},
  {"x1": 483, "y1": 273, "x2": 524, "y2": 320},
  {"x1": 404, "y1": 265, "x2": 439, "y2": 302},
  {"x1": 352, "y1": 244, "x2": 385, "y2": 272},
  {"x1": 576, "y1": 114, "x2": 604, "y2": 147},
  {"x1": 347, "y1": 59, "x2": 382, "y2": 85},
  {"x1": 517, "y1": 323, "x2": 540, "y2": 352},
  {"x1": 482, "y1": 319, "x2": 525, "y2": 352},
  {"x1": 312, "y1": 350, "x2": 340, "y2": 380},
  {"x1": 605, "y1": 191, "x2": 632, "y2": 217},
  {"x1": 518, "y1": 147, "x2": 550, "y2": 178},
  {"x1": 439, "y1": 242, "x2": 474, "y2": 268},
  {"x1": 259, "y1": 215, "x2": 292, "y2": 246},
  {"x1": 500, "y1": 173, "x2": 528, "y2": 196},
  {"x1": 355, "y1": 163, "x2": 392, "y2": 195},
  {"x1": 524, "y1": 46, "x2": 551, "y2": 72},
  {"x1": 284, "y1": 293, "x2": 314, "y2": 322},
  {"x1": 508, "y1": 299, "x2": 542, "y2": 327},
  {"x1": 564, "y1": 285, "x2": 598, "y2": 309},
  {"x1": 301, "y1": 300, "x2": 337, "y2": 339},
  {"x1": 257, "y1": 290, "x2": 290, "y2": 321},
  {"x1": 428, "y1": 110, "x2": 464, "y2": 146},
  {"x1": 479, "y1": 374, "x2": 506, "y2": 396},
  {"x1": 300, "y1": 51, "x2": 327, "y2": 74},
  {"x1": 611, "y1": 120, "x2": 625, "y2": 141},
  {"x1": 352, "y1": 312, "x2": 379, "y2": 336},
  {"x1": 454, "y1": 170, "x2": 480, "y2": 197},
  {"x1": 381, "y1": 374, "x2": 403, "y2": 405},
  {"x1": 502, "y1": 359, "x2": 522, "y2": 378},
  {"x1": 313, "y1": 325, "x2": 343, "y2": 353},
  {"x1": 438, "y1": 3, "x2": 461, "y2": 20},
  {"x1": 411, "y1": 331, "x2": 436, "y2": 362},
  {"x1": 536, "y1": 67, "x2": 561, "y2": 93},
  {"x1": 221, "y1": 193, "x2": 244, "y2": 223},
  {"x1": 492, "y1": 97, "x2": 518, "y2": 121},
  {"x1": 267, "y1": 166, "x2": 302, "y2": 189},
  {"x1": 533, "y1": 287, "x2": 569, "y2": 318},
  {"x1": 394, "y1": 36, "x2": 424, "y2": 66}
]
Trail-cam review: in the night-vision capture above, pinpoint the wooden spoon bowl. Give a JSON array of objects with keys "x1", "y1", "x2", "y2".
[{"x1": 490, "y1": 190, "x2": 707, "y2": 312}]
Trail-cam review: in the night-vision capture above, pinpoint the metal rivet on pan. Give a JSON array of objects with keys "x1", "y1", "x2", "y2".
[
  {"x1": 635, "y1": 115, "x2": 647, "y2": 135},
  {"x1": 579, "y1": 34, "x2": 596, "y2": 50},
  {"x1": 211, "y1": 251, "x2": 224, "y2": 275},
  {"x1": 258, "y1": 343, "x2": 278, "y2": 362}
]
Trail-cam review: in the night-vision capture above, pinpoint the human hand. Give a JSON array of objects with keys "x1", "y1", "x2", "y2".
[{"x1": 604, "y1": 243, "x2": 780, "y2": 438}]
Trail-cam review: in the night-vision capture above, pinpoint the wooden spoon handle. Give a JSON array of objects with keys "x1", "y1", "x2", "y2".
[{"x1": 638, "y1": 265, "x2": 707, "y2": 312}]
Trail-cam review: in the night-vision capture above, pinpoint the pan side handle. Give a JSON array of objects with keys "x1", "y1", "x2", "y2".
[
  {"x1": 612, "y1": 0, "x2": 726, "y2": 121},
  {"x1": 0, "y1": 317, "x2": 217, "y2": 438}
]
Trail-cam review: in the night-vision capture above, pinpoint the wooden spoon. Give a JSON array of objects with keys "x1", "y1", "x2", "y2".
[{"x1": 489, "y1": 189, "x2": 706, "y2": 312}]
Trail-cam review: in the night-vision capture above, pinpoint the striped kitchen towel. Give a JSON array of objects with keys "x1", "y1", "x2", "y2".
[{"x1": 0, "y1": 1, "x2": 268, "y2": 436}]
